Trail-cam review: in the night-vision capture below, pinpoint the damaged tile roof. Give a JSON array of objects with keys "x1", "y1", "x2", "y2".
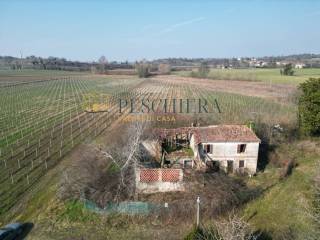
[
  {"x1": 192, "y1": 125, "x2": 261, "y2": 143},
  {"x1": 154, "y1": 125, "x2": 260, "y2": 143}
]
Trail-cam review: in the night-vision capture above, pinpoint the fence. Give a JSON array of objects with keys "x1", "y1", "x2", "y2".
[{"x1": 84, "y1": 199, "x2": 161, "y2": 215}]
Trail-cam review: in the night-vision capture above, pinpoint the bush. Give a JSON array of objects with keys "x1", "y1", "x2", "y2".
[
  {"x1": 190, "y1": 62, "x2": 210, "y2": 78},
  {"x1": 281, "y1": 63, "x2": 294, "y2": 76},
  {"x1": 60, "y1": 200, "x2": 98, "y2": 223},
  {"x1": 279, "y1": 159, "x2": 297, "y2": 180},
  {"x1": 198, "y1": 62, "x2": 210, "y2": 78},
  {"x1": 184, "y1": 226, "x2": 206, "y2": 240},
  {"x1": 298, "y1": 78, "x2": 320, "y2": 136},
  {"x1": 184, "y1": 214, "x2": 258, "y2": 240}
]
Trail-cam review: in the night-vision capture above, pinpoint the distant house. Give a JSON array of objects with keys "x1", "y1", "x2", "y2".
[
  {"x1": 249, "y1": 60, "x2": 268, "y2": 68},
  {"x1": 295, "y1": 63, "x2": 306, "y2": 69},
  {"x1": 189, "y1": 125, "x2": 260, "y2": 174}
]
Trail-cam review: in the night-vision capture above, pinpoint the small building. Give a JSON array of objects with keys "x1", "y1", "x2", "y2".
[
  {"x1": 136, "y1": 125, "x2": 260, "y2": 193},
  {"x1": 295, "y1": 63, "x2": 306, "y2": 69},
  {"x1": 152, "y1": 125, "x2": 260, "y2": 174},
  {"x1": 190, "y1": 125, "x2": 260, "y2": 174}
]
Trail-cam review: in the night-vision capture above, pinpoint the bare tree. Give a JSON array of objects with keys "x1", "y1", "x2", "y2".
[
  {"x1": 158, "y1": 63, "x2": 171, "y2": 74},
  {"x1": 58, "y1": 122, "x2": 146, "y2": 204},
  {"x1": 57, "y1": 146, "x2": 115, "y2": 204},
  {"x1": 97, "y1": 122, "x2": 145, "y2": 201},
  {"x1": 135, "y1": 62, "x2": 150, "y2": 78},
  {"x1": 98, "y1": 55, "x2": 108, "y2": 73},
  {"x1": 197, "y1": 213, "x2": 258, "y2": 240}
]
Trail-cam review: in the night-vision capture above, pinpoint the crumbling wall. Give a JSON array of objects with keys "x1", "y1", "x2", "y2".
[{"x1": 135, "y1": 168, "x2": 184, "y2": 193}]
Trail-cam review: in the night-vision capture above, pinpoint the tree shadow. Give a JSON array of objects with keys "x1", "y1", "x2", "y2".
[
  {"x1": 16, "y1": 222, "x2": 34, "y2": 240},
  {"x1": 254, "y1": 230, "x2": 273, "y2": 240},
  {"x1": 257, "y1": 143, "x2": 276, "y2": 171}
]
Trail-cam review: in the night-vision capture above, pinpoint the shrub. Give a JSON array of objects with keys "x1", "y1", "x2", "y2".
[
  {"x1": 281, "y1": 63, "x2": 294, "y2": 76},
  {"x1": 279, "y1": 159, "x2": 297, "y2": 180},
  {"x1": 184, "y1": 226, "x2": 206, "y2": 240},
  {"x1": 190, "y1": 62, "x2": 210, "y2": 78},
  {"x1": 198, "y1": 62, "x2": 210, "y2": 78},
  {"x1": 298, "y1": 78, "x2": 320, "y2": 136}
]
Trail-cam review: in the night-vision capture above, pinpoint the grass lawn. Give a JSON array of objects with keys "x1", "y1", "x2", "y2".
[
  {"x1": 175, "y1": 68, "x2": 320, "y2": 85},
  {"x1": 242, "y1": 141, "x2": 320, "y2": 239}
]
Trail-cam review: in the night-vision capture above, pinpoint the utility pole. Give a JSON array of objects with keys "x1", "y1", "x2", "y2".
[{"x1": 196, "y1": 196, "x2": 200, "y2": 228}]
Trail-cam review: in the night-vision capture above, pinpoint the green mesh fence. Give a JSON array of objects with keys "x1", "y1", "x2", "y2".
[{"x1": 84, "y1": 200, "x2": 162, "y2": 215}]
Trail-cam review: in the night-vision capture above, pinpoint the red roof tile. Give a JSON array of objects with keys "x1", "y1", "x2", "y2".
[
  {"x1": 154, "y1": 125, "x2": 260, "y2": 143},
  {"x1": 193, "y1": 125, "x2": 260, "y2": 143}
]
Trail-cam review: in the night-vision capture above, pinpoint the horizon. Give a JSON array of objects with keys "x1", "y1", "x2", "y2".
[
  {"x1": 1, "y1": 0, "x2": 320, "y2": 62},
  {"x1": 2, "y1": 52, "x2": 320, "y2": 64}
]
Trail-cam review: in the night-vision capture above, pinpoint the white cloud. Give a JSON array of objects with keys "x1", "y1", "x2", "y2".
[{"x1": 157, "y1": 17, "x2": 205, "y2": 35}]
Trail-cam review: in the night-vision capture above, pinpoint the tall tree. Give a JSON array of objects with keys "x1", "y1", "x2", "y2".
[
  {"x1": 98, "y1": 55, "x2": 108, "y2": 73},
  {"x1": 298, "y1": 78, "x2": 320, "y2": 136}
]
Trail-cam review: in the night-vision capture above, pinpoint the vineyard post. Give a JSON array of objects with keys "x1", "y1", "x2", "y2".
[
  {"x1": 196, "y1": 196, "x2": 200, "y2": 228},
  {"x1": 95, "y1": 120, "x2": 97, "y2": 136},
  {"x1": 71, "y1": 124, "x2": 74, "y2": 147},
  {"x1": 10, "y1": 171, "x2": 14, "y2": 184}
]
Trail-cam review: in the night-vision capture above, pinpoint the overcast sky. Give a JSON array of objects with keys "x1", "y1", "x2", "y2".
[{"x1": 0, "y1": 0, "x2": 320, "y2": 62}]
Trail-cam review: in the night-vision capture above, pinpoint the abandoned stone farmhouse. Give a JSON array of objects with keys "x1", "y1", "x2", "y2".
[
  {"x1": 136, "y1": 125, "x2": 260, "y2": 193},
  {"x1": 189, "y1": 125, "x2": 260, "y2": 174},
  {"x1": 147, "y1": 125, "x2": 260, "y2": 174}
]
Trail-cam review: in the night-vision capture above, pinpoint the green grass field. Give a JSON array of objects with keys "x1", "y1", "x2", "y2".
[
  {"x1": 243, "y1": 141, "x2": 320, "y2": 239},
  {"x1": 176, "y1": 68, "x2": 320, "y2": 85}
]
